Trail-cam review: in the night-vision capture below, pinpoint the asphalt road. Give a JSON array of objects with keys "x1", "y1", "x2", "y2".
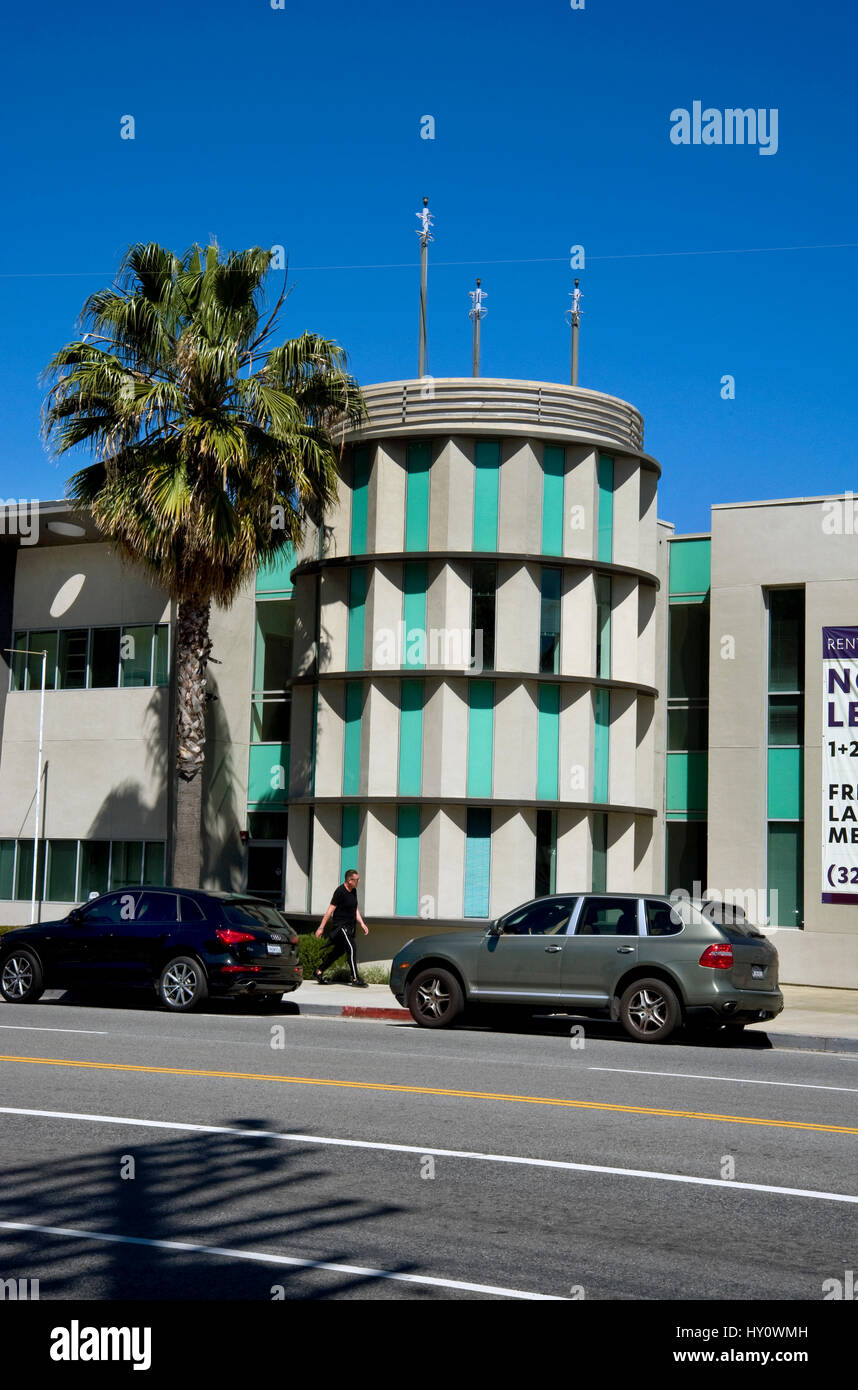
[{"x1": 1, "y1": 992, "x2": 857, "y2": 1301}]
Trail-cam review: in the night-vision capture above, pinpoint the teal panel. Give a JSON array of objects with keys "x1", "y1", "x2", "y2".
[
  {"x1": 402, "y1": 562, "x2": 427, "y2": 670},
  {"x1": 597, "y1": 455, "x2": 614, "y2": 563},
  {"x1": 669, "y1": 538, "x2": 711, "y2": 597},
  {"x1": 473, "y1": 441, "x2": 500, "y2": 551},
  {"x1": 0, "y1": 840, "x2": 14, "y2": 899},
  {"x1": 537, "y1": 683, "x2": 560, "y2": 800},
  {"x1": 541, "y1": 446, "x2": 565, "y2": 556},
  {"x1": 467, "y1": 681, "x2": 494, "y2": 797},
  {"x1": 351, "y1": 446, "x2": 370, "y2": 555},
  {"x1": 768, "y1": 822, "x2": 804, "y2": 927},
  {"x1": 395, "y1": 805, "x2": 421, "y2": 916},
  {"x1": 256, "y1": 544, "x2": 295, "y2": 595},
  {"x1": 248, "y1": 743, "x2": 290, "y2": 806},
  {"x1": 405, "y1": 441, "x2": 431, "y2": 551},
  {"x1": 464, "y1": 807, "x2": 491, "y2": 917},
  {"x1": 596, "y1": 574, "x2": 612, "y2": 678},
  {"x1": 340, "y1": 806, "x2": 361, "y2": 881},
  {"x1": 594, "y1": 688, "x2": 611, "y2": 802},
  {"x1": 342, "y1": 680, "x2": 363, "y2": 796},
  {"x1": 398, "y1": 681, "x2": 424, "y2": 795},
  {"x1": 768, "y1": 747, "x2": 804, "y2": 819},
  {"x1": 347, "y1": 567, "x2": 367, "y2": 670},
  {"x1": 665, "y1": 751, "x2": 708, "y2": 815}
]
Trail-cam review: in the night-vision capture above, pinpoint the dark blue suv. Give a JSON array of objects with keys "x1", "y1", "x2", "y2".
[{"x1": 0, "y1": 888, "x2": 302, "y2": 1012}]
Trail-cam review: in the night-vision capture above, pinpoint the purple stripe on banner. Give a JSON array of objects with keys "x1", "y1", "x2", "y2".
[
  {"x1": 823, "y1": 627, "x2": 858, "y2": 658},
  {"x1": 822, "y1": 892, "x2": 858, "y2": 905}
]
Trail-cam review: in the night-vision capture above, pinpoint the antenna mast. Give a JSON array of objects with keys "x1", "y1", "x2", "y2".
[
  {"x1": 565, "y1": 278, "x2": 582, "y2": 386},
  {"x1": 416, "y1": 196, "x2": 434, "y2": 377},
  {"x1": 468, "y1": 277, "x2": 487, "y2": 377}
]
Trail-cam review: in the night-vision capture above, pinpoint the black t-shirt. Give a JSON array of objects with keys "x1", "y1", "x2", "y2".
[{"x1": 329, "y1": 884, "x2": 358, "y2": 930}]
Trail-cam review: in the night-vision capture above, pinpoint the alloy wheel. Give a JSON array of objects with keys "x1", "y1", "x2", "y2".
[
  {"x1": 628, "y1": 987, "x2": 668, "y2": 1034},
  {"x1": 414, "y1": 975, "x2": 451, "y2": 1019},
  {"x1": 2, "y1": 955, "x2": 33, "y2": 999},
  {"x1": 162, "y1": 962, "x2": 198, "y2": 1007}
]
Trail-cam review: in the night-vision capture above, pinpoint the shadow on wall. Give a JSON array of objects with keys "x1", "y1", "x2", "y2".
[
  {"x1": 87, "y1": 688, "x2": 169, "y2": 844},
  {"x1": 202, "y1": 670, "x2": 242, "y2": 892}
]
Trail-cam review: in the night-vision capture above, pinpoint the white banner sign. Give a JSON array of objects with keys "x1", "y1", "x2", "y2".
[{"x1": 822, "y1": 626, "x2": 858, "y2": 903}]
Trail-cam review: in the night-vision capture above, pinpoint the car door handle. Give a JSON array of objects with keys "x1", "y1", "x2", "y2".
[
  {"x1": 616, "y1": 946, "x2": 635, "y2": 953},
  {"x1": 545, "y1": 945, "x2": 562, "y2": 953}
]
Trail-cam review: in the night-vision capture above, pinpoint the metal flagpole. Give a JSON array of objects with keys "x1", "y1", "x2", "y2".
[
  {"x1": 416, "y1": 196, "x2": 434, "y2": 377},
  {"x1": 469, "y1": 278, "x2": 487, "y2": 377},
  {"x1": 566, "y1": 278, "x2": 582, "y2": 386}
]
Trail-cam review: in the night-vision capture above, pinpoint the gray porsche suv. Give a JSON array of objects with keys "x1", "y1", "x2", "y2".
[{"x1": 390, "y1": 892, "x2": 783, "y2": 1042}]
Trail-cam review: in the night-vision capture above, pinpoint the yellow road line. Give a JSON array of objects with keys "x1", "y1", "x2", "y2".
[{"x1": 0, "y1": 1054, "x2": 855, "y2": 1134}]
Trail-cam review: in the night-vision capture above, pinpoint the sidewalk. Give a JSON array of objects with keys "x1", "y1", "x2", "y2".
[{"x1": 293, "y1": 981, "x2": 858, "y2": 1053}]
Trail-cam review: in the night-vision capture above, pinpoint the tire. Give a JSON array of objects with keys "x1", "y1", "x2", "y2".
[
  {"x1": 619, "y1": 977, "x2": 681, "y2": 1043},
  {"x1": 0, "y1": 949, "x2": 45, "y2": 1004},
  {"x1": 158, "y1": 955, "x2": 208, "y2": 1012},
  {"x1": 407, "y1": 967, "x2": 464, "y2": 1029}
]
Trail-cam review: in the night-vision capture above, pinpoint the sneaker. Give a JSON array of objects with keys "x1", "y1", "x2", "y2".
[
  {"x1": 349, "y1": 978, "x2": 368, "y2": 988},
  {"x1": 314, "y1": 972, "x2": 331, "y2": 985}
]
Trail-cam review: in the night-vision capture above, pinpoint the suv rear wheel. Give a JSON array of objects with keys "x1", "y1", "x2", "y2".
[
  {"x1": 619, "y1": 977, "x2": 681, "y2": 1043},
  {"x1": 158, "y1": 956, "x2": 208, "y2": 1012},
  {"x1": 407, "y1": 967, "x2": 463, "y2": 1028}
]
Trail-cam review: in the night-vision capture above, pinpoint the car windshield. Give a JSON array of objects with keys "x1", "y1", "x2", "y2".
[{"x1": 222, "y1": 901, "x2": 289, "y2": 931}]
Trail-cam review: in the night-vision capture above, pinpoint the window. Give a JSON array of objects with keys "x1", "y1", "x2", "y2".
[
  {"x1": 501, "y1": 897, "x2": 575, "y2": 936},
  {"x1": 535, "y1": 810, "x2": 557, "y2": 897},
  {"x1": 131, "y1": 891, "x2": 180, "y2": 923},
  {"x1": 666, "y1": 822, "x2": 707, "y2": 897},
  {"x1": 769, "y1": 589, "x2": 805, "y2": 692},
  {"x1": 576, "y1": 896, "x2": 638, "y2": 936},
  {"x1": 591, "y1": 813, "x2": 608, "y2": 891},
  {"x1": 405, "y1": 441, "x2": 431, "y2": 551},
  {"x1": 90, "y1": 628, "x2": 121, "y2": 687},
  {"x1": 222, "y1": 900, "x2": 289, "y2": 931},
  {"x1": 110, "y1": 841, "x2": 144, "y2": 889},
  {"x1": 767, "y1": 589, "x2": 804, "y2": 928},
  {"x1": 26, "y1": 632, "x2": 58, "y2": 691},
  {"x1": 58, "y1": 629, "x2": 88, "y2": 689},
  {"x1": 179, "y1": 896, "x2": 206, "y2": 922},
  {"x1": 81, "y1": 893, "x2": 130, "y2": 926},
  {"x1": 595, "y1": 575, "x2": 612, "y2": 679},
  {"x1": 471, "y1": 562, "x2": 496, "y2": 672},
  {"x1": 47, "y1": 841, "x2": 77, "y2": 902},
  {"x1": 464, "y1": 807, "x2": 491, "y2": 917},
  {"x1": 0, "y1": 839, "x2": 166, "y2": 902},
  {"x1": 645, "y1": 899, "x2": 684, "y2": 936},
  {"x1": 11, "y1": 625, "x2": 168, "y2": 691},
  {"x1": 539, "y1": 567, "x2": 561, "y2": 674}
]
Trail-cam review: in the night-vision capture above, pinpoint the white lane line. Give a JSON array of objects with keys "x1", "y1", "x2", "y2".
[
  {"x1": 0, "y1": 1025, "x2": 108, "y2": 1035},
  {"x1": 0, "y1": 1220, "x2": 561, "y2": 1301},
  {"x1": 3, "y1": 1106, "x2": 857, "y2": 1206},
  {"x1": 589, "y1": 1066, "x2": 858, "y2": 1095}
]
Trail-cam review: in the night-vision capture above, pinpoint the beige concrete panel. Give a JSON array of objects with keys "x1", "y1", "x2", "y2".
[
  {"x1": 563, "y1": 447, "x2": 596, "y2": 559},
  {"x1": 493, "y1": 683, "x2": 537, "y2": 800},
  {"x1": 309, "y1": 805, "x2": 344, "y2": 916},
  {"x1": 418, "y1": 805, "x2": 442, "y2": 921},
  {"x1": 607, "y1": 812, "x2": 636, "y2": 888},
  {"x1": 437, "y1": 805, "x2": 468, "y2": 920},
  {"x1": 608, "y1": 688, "x2": 638, "y2": 806},
  {"x1": 772, "y1": 930, "x2": 858, "y2": 988},
  {"x1": 561, "y1": 570, "x2": 594, "y2": 678},
  {"x1": 288, "y1": 686, "x2": 315, "y2": 797},
  {"x1": 284, "y1": 803, "x2": 310, "y2": 913},
  {"x1": 633, "y1": 816, "x2": 656, "y2": 890},
  {"x1": 559, "y1": 687, "x2": 592, "y2": 805},
  {"x1": 712, "y1": 496, "x2": 858, "y2": 589},
  {"x1": 323, "y1": 457, "x2": 352, "y2": 559},
  {"x1": 637, "y1": 583, "x2": 657, "y2": 688},
  {"x1": 498, "y1": 440, "x2": 541, "y2": 555},
  {"x1": 364, "y1": 680, "x2": 399, "y2": 797},
  {"x1": 423, "y1": 679, "x2": 467, "y2": 801},
  {"x1": 424, "y1": 562, "x2": 472, "y2": 672},
  {"x1": 612, "y1": 456, "x2": 640, "y2": 570},
  {"x1": 496, "y1": 562, "x2": 540, "y2": 673},
  {"x1": 363, "y1": 806, "x2": 397, "y2": 917},
  {"x1": 292, "y1": 575, "x2": 318, "y2": 678},
  {"x1": 367, "y1": 562, "x2": 403, "y2": 671},
  {"x1": 428, "y1": 437, "x2": 474, "y2": 552},
  {"x1": 707, "y1": 749, "x2": 767, "y2": 901},
  {"x1": 313, "y1": 683, "x2": 344, "y2": 798},
  {"x1": 638, "y1": 470, "x2": 659, "y2": 576},
  {"x1": 318, "y1": 568, "x2": 349, "y2": 674},
  {"x1": 556, "y1": 809, "x2": 590, "y2": 891},
  {"x1": 610, "y1": 574, "x2": 638, "y2": 684},
  {"x1": 635, "y1": 695, "x2": 657, "y2": 817},
  {"x1": 13, "y1": 542, "x2": 169, "y2": 630},
  {"x1": 370, "y1": 440, "x2": 406, "y2": 553},
  {"x1": 489, "y1": 808, "x2": 532, "y2": 918}
]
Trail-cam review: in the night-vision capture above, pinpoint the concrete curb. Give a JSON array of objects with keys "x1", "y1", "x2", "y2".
[
  {"x1": 297, "y1": 1001, "x2": 412, "y2": 1022},
  {"x1": 763, "y1": 1031, "x2": 858, "y2": 1055}
]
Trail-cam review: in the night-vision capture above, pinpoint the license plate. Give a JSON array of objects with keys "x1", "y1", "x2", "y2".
[
  {"x1": 267, "y1": 944, "x2": 282, "y2": 955},
  {"x1": 751, "y1": 965, "x2": 765, "y2": 979}
]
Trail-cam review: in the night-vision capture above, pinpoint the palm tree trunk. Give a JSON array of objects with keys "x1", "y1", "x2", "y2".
[{"x1": 172, "y1": 594, "x2": 212, "y2": 888}]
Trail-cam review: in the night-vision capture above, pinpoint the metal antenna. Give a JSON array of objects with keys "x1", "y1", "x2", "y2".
[
  {"x1": 416, "y1": 196, "x2": 434, "y2": 377},
  {"x1": 468, "y1": 277, "x2": 487, "y2": 377},
  {"x1": 565, "y1": 278, "x2": 582, "y2": 386}
]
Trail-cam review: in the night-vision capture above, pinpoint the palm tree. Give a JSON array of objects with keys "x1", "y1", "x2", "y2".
[{"x1": 43, "y1": 241, "x2": 365, "y2": 887}]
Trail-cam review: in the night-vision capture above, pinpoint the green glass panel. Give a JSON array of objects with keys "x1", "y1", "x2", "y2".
[
  {"x1": 591, "y1": 813, "x2": 608, "y2": 892},
  {"x1": 248, "y1": 743, "x2": 290, "y2": 806},
  {"x1": 667, "y1": 705, "x2": 708, "y2": 752},
  {"x1": 10, "y1": 634, "x2": 27, "y2": 691},
  {"x1": 351, "y1": 446, "x2": 370, "y2": 555},
  {"x1": 402, "y1": 562, "x2": 427, "y2": 671},
  {"x1": 464, "y1": 807, "x2": 491, "y2": 917},
  {"x1": 537, "y1": 683, "x2": 560, "y2": 800},
  {"x1": 668, "y1": 603, "x2": 710, "y2": 700},
  {"x1": 0, "y1": 841, "x2": 15, "y2": 898},
  {"x1": 666, "y1": 751, "x2": 708, "y2": 815},
  {"x1": 596, "y1": 455, "x2": 614, "y2": 563},
  {"x1": 340, "y1": 806, "x2": 361, "y2": 881},
  {"x1": 347, "y1": 567, "x2": 367, "y2": 671},
  {"x1": 153, "y1": 625, "x2": 169, "y2": 686},
  {"x1": 143, "y1": 842, "x2": 166, "y2": 887},
  {"x1": 26, "y1": 631, "x2": 57, "y2": 691},
  {"x1": 80, "y1": 842, "x2": 110, "y2": 899},
  {"x1": 596, "y1": 574, "x2": 612, "y2": 678},
  {"x1": 768, "y1": 823, "x2": 804, "y2": 927},
  {"x1": 769, "y1": 589, "x2": 805, "y2": 693},
  {"x1": 119, "y1": 625, "x2": 154, "y2": 688},
  {"x1": 256, "y1": 544, "x2": 295, "y2": 595},
  {"x1": 343, "y1": 680, "x2": 363, "y2": 796},
  {"x1": 58, "y1": 629, "x2": 89, "y2": 690},
  {"x1": 669, "y1": 538, "x2": 711, "y2": 596},
  {"x1": 473, "y1": 441, "x2": 500, "y2": 551},
  {"x1": 47, "y1": 840, "x2": 77, "y2": 901},
  {"x1": 594, "y1": 688, "x2": 611, "y2": 803},
  {"x1": 542, "y1": 446, "x2": 565, "y2": 556},
  {"x1": 540, "y1": 568, "x2": 561, "y2": 674},
  {"x1": 395, "y1": 805, "x2": 421, "y2": 916},
  {"x1": 110, "y1": 841, "x2": 144, "y2": 889},
  {"x1": 15, "y1": 839, "x2": 46, "y2": 900},
  {"x1": 405, "y1": 441, "x2": 431, "y2": 551},
  {"x1": 768, "y1": 747, "x2": 804, "y2": 819},
  {"x1": 467, "y1": 681, "x2": 494, "y2": 798},
  {"x1": 398, "y1": 681, "x2": 424, "y2": 795},
  {"x1": 768, "y1": 695, "x2": 803, "y2": 746}
]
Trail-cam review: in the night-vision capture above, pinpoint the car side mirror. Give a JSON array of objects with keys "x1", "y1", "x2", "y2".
[
  {"x1": 68, "y1": 908, "x2": 82, "y2": 925},
  {"x1": 488, "y1": 919, "x2": 503, "y2": 936}
]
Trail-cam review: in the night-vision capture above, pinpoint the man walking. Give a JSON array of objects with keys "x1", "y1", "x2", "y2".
[{"x1": 314, "y1": 869, "x2": 369, "y2": 987}]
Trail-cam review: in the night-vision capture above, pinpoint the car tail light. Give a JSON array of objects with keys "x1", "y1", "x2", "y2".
[
  {"x1": 699, "y1": 943, "x2": 733, "y2": 970},
  {"x1": 216, "y1": 928, "x2": 256, "y2": 946},
  {"x1": 219, "y1": 964, "x2": 261, "y2": 973}
]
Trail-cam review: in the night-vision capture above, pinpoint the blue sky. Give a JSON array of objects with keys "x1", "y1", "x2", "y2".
[{"x1": 1, "y1": 0, "x2": 855, "y2": 533}]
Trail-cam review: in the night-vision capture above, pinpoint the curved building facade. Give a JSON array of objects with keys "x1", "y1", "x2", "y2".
[{"x1": 284, "y1": 378, "x2": 662, "y2": 954}]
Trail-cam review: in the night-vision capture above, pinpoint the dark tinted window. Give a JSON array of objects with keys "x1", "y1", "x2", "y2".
[
  {"x1": 222, "y1": 900, "x2": 289, "y2": 930},
  {"x1": 701, "y1": 900, "x2": 764, "y2": 938},
  {"x1": 132, "y1": 892, "x2": 180, "y2": 923},
  {"x1": 576, "y1": 897, "x2": 639, "y2": 936},
  {"x1": 179, "y1": 896, "x2": 206, "y2": 922},
  {"x1": 501, "y1": 898, "x2": 578, "y2": 936},
  {"x1": 90, "y1": 628, "x2": 121, "y2": 687},
  {"x1": 81, "y1": 892, "x2": 132, "y2": 926},
  {"x1": 645, "y1": 900, "x2": 684, "y2": 936}
]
